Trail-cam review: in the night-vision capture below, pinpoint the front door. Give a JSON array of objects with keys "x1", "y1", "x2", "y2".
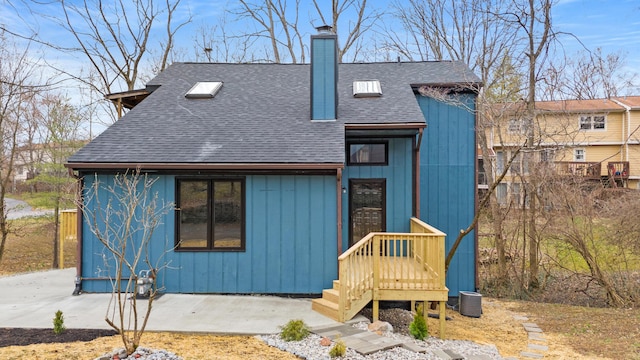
[{"x1": 349, "y1": 179, "x2": 386, "y2": 247}]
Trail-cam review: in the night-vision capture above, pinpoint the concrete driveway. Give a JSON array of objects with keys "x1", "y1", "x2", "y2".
[
  {"x1": 0, "y1": 268, "x2": 350, "y2": 334},
  {"x1": 5, "y1": 198, "x2": 53, "y2": 220}
]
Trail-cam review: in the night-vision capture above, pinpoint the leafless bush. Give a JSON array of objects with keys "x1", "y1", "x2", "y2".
[{"x1": 80, "y1": 169, "x2": 174, "y2": 355}]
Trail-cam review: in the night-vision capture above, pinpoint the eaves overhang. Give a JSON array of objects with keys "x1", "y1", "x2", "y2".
[
  {"x1": 345, "y1": 122, "x2": 425, "y2": 137},
  {"x1": 105, "y1": 89, "x2": 151, "y2": 110}
]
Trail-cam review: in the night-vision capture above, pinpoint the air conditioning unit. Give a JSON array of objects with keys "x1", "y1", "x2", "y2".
[{"x1": 459, "y1": 291, "x2": 482, "y2": 318}]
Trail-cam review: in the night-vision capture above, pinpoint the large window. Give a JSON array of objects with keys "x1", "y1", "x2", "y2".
[
  {"x1": 579, "y1": 115, "x2": 605, "y2": 130},
  {"x1": 347, "y1": 141, "x2": 388, "y2": 165},
  {"x1": 176, "y1": 178, "x2": 245, "y2": 251}
]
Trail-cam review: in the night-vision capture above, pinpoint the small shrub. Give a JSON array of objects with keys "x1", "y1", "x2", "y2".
[
  {"x1": 409, "y1": 312, "x2": 428, "y2": 340},
  {"x1": 53, "y1": 310, "x2": 65, "y2": 335},
  {"x1": 329, "y1": 338, "x2": 346, "y2": 358},
  {"x1": 279, "y1": 319, "x2": 309, "y2": 341}
]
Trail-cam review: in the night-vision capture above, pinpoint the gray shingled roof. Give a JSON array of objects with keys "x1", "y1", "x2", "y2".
[{"x1": 67, "y1": 61, "x2": 479, "y2": 167}]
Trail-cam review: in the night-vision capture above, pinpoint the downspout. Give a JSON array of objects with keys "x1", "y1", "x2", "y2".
[
  {"x1": 612, "y1": 99, "x2": 632, "y2": 164},
  {"x1": 415, "y1": 128, "x2": 424, "y2": 218},
  {"x1": 336, "y1": 168, "x2": 343, "y2": 258},
  {"x1": 474, "y1": 95, "x2": 480, "y2": 292},
  {"x1": 624, "y1": 105, "x2": 630, "y2": 189},
  {"x1": 68, "y1": 168, "x2": 83, "y2": 295}
]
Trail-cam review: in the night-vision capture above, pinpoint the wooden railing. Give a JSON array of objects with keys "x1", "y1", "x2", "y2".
[
  {"x1": 607, "y1": 161, "x2": 629, "y2": 179},
  {"x1": 337, "y1": 218, "x2": 447, "y2": 322},
  {"x1": 409, "y1": 217, "x2": 446, "y2": 290},
  {"x1": 554, "y1": 161, "x2": 601, "y2": 179}
]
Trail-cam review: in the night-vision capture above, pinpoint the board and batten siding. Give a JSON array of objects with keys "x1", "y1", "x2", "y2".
[
  {"x1": 341, "y1": 137, "x2": 414, "y2": 253},
  {"x1": 417, "y1": 94, "x2": 477, "y2": 296},
  {"x1": 81, "y1": 173, "x2": 338, "y2": 294}
]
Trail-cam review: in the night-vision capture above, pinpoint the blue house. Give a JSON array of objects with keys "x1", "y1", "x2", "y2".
[{"x1": 67, "y1": 31, "x2": 480, "y2": 320}]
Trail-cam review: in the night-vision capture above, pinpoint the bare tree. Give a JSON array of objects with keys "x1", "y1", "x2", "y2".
[
  {"x1": 30, "y1": 95, "x2": 84, "y2": 268},
  {"x1": 386, "y1": 0, "x2": 520, "y2": 83},
  {"x1": 80, "y1": 170, "x2": 174, "y2": 355},
  {"x1": 542, "y1": 178, "x2": 640, "y2": 307},
  {"x1": 192, "y1": 15, "x2": 258, "y2": 63},
  {"x1": 0, "y1": 31, "x2": 46, "y2": 264},
  {"x1": 233, "y1": 0, "x2": 379, "y2": 63},
  {"x1": 312, "y1": 0, "x2": 379, "y2": 61},
  {"x1": 543, "y1": 48, "x2": 638, "y2": 100},
  {"x1": 509, "y1": 0, "x2": 554, "y2": 289},
  {"x1": 52, "y1": 0, "x2": 191, "y2": 120}
]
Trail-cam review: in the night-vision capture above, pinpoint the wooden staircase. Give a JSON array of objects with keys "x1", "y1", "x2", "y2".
[
  {"x1": 311, "y1": 280, "x2": 342, "y2": 320},
  {"x1": 311, "y1": 218, "x2": 449, "y2": 338}
]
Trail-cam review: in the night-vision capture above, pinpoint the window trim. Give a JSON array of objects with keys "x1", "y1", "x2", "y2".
[
  {"x1": 175, "y1": 177, "x2": 246, "y2": 252},
  {"x1": 346, "y1": 140, "x2": 389, "y2": 166},
  {"x1": 574, "y1": 148, "x2": 586, "y2": 162},
  {"x1": 579, "y1": 114, "x2": 606, "y2": 131}
]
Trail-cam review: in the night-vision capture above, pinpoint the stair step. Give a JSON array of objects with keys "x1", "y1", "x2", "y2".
[
  {"x1": 311, "y1": 298, "x2": 339, "y2": 321},
  {"x1": 322, "y1": 288, "x2": 340, "y2": 303},
  {"x1": 332, "y1": 280, "x2": 340, "y2": 290}
]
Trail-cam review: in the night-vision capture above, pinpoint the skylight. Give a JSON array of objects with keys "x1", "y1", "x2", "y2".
[
  {"x1": 353, "y1": 80, "x2": 382, "y2": 98},
  {"x1": 185, "y1": 81, "x2": 223, "y2": 98}
]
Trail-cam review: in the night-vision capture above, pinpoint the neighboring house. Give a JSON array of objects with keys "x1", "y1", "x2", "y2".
[
  {"x1": 66, "y1": 31, "x2": 480, "y2": 312},
  {"x1": 8, "y1": 141, "x2": 86, "y2": 190},
  {"x1": 485, "y1": 96, "x2": 640, "y2": 206}
]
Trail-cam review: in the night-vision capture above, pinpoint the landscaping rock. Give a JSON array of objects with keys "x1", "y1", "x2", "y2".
[{"x1": 368, "y1": 320, "x2": 394, "y2": 333}]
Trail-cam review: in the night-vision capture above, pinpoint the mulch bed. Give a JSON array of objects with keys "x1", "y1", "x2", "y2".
[{"x1": 0, "y1": 328, "x2": 118, "y2": 347}]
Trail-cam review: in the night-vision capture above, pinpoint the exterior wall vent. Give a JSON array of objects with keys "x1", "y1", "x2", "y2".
[
  {"x1": 353, "y1": 80, "x2": 382, "y2": 98},
  {"x1": 185, "y1": 81, "x2": 223, "y2": 98}
]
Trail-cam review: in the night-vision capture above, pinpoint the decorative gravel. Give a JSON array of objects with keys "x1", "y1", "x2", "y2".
[
  {"x1": 260, "y1": 322, "x2": 505, "y2": 360},
  {"x1": 94, "y1": 347, "x2": 183, "y2": 360}
]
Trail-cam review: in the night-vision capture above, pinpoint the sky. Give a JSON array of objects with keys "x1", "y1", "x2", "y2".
[
  {"x1": 552, "y1": 0, "x2": 640, "y2": 76},
  {"x1": 1, "y1": 0, "x2": 639, "y2": 135}
]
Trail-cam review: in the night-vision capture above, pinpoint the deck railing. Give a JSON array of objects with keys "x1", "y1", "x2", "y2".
[
  {"x1": 554, "y1": 161, "x2": 601, "y2": 179},
  {"x1": 607, "y1": 161, "x2": 629, "y2": 179},
  {"x1": 337, "y1": 217, "x2": 447, "y2": 322}
]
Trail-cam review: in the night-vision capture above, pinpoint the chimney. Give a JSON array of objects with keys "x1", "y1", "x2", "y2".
[{"x1": 310, "y1": 25, "x2": 338, "y2": 121}]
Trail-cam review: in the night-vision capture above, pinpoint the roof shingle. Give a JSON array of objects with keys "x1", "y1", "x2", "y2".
[{"x1": 68, "y1": 61, "x2": 479, "y2": 167}]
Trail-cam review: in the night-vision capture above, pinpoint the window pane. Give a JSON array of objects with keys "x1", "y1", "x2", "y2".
[
  {"x1": 349, "y1": 143, "x2": 386, "y2": 164},
  {"x1": 508, "y1": 119, "x2": 520, "y2": 133},
  {"x1": 213, "y1": 181, "x2": 242, "y2": 248},
  {"x1": 179, "y1": 180, "x2": 208, "y2": 248},
  {"x1": 497, "y1": 183, "x2": 507, "y2": 205},
  {"x1": 593, "y1": 116, "x2": 605, "y2": 129},
  {"x1": 579, "y1": 116, "x2": 591, "y2": 130}
]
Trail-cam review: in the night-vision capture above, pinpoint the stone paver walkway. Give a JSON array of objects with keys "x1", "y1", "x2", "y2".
[
  {"x1": 310, "y1": 323, "x2": 427, "y2": 355},
  {"x1": 512, "y1": 316, "x2": 549, "y2": 359},
  {"x1": 312, "y1": 312, "x2": 550, "y2": 359}
]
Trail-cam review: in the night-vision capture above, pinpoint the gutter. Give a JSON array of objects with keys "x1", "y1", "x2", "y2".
[
  {"x1": 65, "y1": 162, "x2": 344, "y2": 171},
  {"x1": 345, "y1": 123, "x2": 426, "y2": 131}
]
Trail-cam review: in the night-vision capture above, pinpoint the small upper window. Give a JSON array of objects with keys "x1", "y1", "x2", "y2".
[
  {"x1": 579, "y1": 115, "x2": 605, "y2": 130},
  {"x1": 185, "y1": 81, "x2": 223, "y2": 98},
  {"x1": 347, "y1": 141, "x2": 387, "y2": 165},
  {"x1": 353, "y1": 80, "x2": 382, "y2": 97},
  {"x1": 507, "y1": 119, "x2": 527, "y2": 134}
]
